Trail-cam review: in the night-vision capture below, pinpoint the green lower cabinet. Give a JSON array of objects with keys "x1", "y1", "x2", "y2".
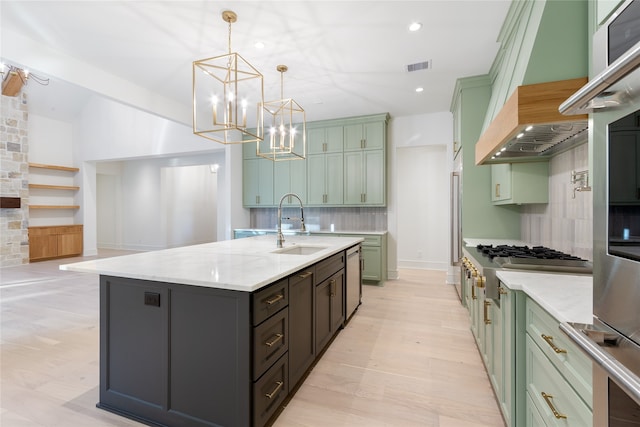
[{"x1": 339, "y1": 233, "x2": 386, "y2": 283}]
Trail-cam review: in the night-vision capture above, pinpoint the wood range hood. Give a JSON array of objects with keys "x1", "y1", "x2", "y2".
[{"x1": 475, "y1": 77, "x2": 589, "y2": 165}]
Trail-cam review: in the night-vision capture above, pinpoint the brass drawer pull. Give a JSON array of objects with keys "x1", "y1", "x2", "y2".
[
  {"x1": 265, "y1": 381, "x2": 284, "y2": 399},
  {"x1": 484, "y1": 300, "x2": 492, "y2": 324},
  {"x1": 542, "y1": 334, "x2": 567, "y2": 354},
  {"x1": 265, "y1": 333, "x2": 284, "y2": 347},
  {"x1": 499, "y1": 287, "x2": 508, "y2": 295},
  {"x1": 541, "y1": 392, "x2": 567, "y2": 419},
  {"x1": 264, "y1": 294, "x2": 284, "y2": 305},
  {"x1": 298, "y1": 271, "x2": 312, "y2": 279}
]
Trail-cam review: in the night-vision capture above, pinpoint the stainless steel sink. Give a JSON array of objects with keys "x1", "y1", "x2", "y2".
[{"x1": 271, "y1": 245, "x2": 327, "y2": 255}]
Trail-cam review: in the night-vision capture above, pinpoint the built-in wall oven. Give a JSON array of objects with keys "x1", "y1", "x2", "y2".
[{"x1": 559, "y1": 1, "x2": 640, "y2": 425}]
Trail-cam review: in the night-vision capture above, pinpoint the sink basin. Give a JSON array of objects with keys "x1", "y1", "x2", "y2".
[{"x1": 271, "y1": 245, "x2": 327, "y2": 255}]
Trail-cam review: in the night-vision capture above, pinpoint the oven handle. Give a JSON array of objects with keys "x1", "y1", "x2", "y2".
[{"x1": 560, "y1": 322, "x2": 640, "y2": 407}]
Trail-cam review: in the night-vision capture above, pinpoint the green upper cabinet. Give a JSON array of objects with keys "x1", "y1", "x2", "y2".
[
  {"x1": 344, "y1": 150, "x2": 385, "y2": 206},
  {"x1": 597, "y1": 0, "x2": 623, "y2": 25},
  {"x1": 343, "y1": 121, "x2": 385, "y2": 151},
  {"x1": 243, "y1": 158, "x2": 274, "y2": 207},
  {"x1": 242, "y1": 113, "x2": 388, "y2": 208},
  {"x1": 307, "y1": 153, "x2": 343, "y2": 205},
  {"x1": 491, "y1": 162, "x2": 549, "y2": 205},
  {"x1": 307, "y1": 126, "x2": 344, "y2": 154},
  {"x1": 274, "y1": 160, "x2": 307, "y2": 206}
]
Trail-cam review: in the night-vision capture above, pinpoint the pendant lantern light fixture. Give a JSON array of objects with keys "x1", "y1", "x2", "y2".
[
  {"x1": 192, "y1": 10, "x2": 264, "y2": 144},
  {"x1": 257, "y1": 65, "x2": 306, "y2": 161}
]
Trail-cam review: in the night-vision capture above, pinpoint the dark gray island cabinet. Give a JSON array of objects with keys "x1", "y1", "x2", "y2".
[{"x1": 96, "y1": 248, "x2": 353, "y2": 427}]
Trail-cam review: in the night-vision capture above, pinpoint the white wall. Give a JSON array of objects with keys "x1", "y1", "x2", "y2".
[{"x1": 388, "y1": 112, "x2": 453, "y2": 280}]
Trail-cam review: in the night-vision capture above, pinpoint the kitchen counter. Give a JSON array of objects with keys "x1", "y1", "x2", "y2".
[
  {"x1": 61, "y1": 234, "x2": 362, "y2": 292},
  {"x1": 234, "y1": 228, "x2": 387, "y2": 235},
  {"x1": 496, "y1": 270, "x2": 593, "y2": 324}
]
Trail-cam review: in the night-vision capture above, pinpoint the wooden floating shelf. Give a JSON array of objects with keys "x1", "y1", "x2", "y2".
[
  {"x1": 29, "y1": 163, "x2": 79, "y2": 172},
  {"x1": 29, "y1": 205, "x2": 80, "y2": 210},
  {"x1": 29, "y1": 184, "x2": 80, "y2": 191}
]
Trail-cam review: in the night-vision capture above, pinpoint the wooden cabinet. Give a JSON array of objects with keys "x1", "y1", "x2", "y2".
[
  {"x1": 343, "y1": 150, "x2": 385, "y2": 205},
  {"x1": 524, "y1": 298, "x2": 592, "y2": 427},
  {"x1": 288, "y1": 269, "x2": 315, "y2": 387},
  {"x1": 243, "y1": 158, "x2": 274, "y2": 207},
  {"x1": 315, "y1": 269, "x2": 344, "y2": 353},
  {"x1": 491, "y1": 162, "x2": 549, "y2": 205},
  {"x1": 98, "y1": 247, "x2": 354, "y2": 427},
  {"x1": 28, "y1": 225, "x2": 83, "y2": 261},
  {"x1": 307, "y1": 152, "x2": 343, "y2": 205}
]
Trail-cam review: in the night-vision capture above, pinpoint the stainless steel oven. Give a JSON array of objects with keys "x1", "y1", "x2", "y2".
[{"x1": 560, "y1": 1, "x2": 640, "y2": 424}]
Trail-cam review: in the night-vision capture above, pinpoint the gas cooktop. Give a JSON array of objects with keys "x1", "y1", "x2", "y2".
[{"x1": 475, "y1": 244, "x2": 592, "y2": 273}]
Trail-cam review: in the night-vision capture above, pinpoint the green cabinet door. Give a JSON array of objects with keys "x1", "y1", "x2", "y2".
[
  {"x1": 491, "y1": 162, "x2": 549, "y2": 205},
  {"x1": 344, "y1": 150, "x2": 385, "y2": 205},
  {"x1": 491, "y1": 163, "x2": 512, "y2": 202},
  {"x1": 307, "y1": 126, "x2": 344, "y2": 154},
  {"x1": 361, "y1": 246, "x2": 381, "y2": 282},
  {"x1": 274, "y1": 160, "x2": 307, "y2": 206},
  {"x1": 344, "y1": 121, "x2": 385, "y2": 151},
  {"x1": 307, "y1": 153, "x2": 343, "y2": 205},
  {"x1": 243, "y1": 158, "x2": 274, "y2": 207}
]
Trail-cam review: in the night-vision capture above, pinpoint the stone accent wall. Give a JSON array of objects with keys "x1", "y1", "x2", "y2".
[
  {"x1": 1, "y1": 92, "x2": 29, "y2": 267},
  {"x1": 520, "y1": 143, "x2": 592, "y2": 261}
]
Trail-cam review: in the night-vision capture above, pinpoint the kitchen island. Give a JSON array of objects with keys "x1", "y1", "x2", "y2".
[{"x1": 61, "y1": 234, "x2": 363, "y2": 427}]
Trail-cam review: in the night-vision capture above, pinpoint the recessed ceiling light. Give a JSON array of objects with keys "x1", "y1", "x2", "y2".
[
  {"x1": 415, "y1": 87, "x2": 424, "y2": 93},
  {"x1": 409, "y1": 22, "x2": 422, "y2": 32},
  {"x1": 254, "y1": 41, "x2": 265, "y2": 49}
]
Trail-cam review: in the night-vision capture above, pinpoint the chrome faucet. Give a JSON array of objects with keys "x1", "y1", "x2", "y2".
[{"x1": 277, "y1": 193, "x2": 305, "y2": 248}]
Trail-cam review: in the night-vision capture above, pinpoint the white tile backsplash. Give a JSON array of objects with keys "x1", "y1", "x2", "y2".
[{"x1": 520, "y1": 143, "x2": 593, "y2": 260}]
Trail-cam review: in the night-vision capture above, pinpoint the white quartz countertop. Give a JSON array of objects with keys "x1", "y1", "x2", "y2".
[
  {"x1": 234, "y1": 228, "x2": 387, "y2": 235},
  {"x1": 60, "y1": 235, "x2": 363, "y2": 292},
  {"x1": 496, "y1": 270, "x2": 593, "y2": 324}
]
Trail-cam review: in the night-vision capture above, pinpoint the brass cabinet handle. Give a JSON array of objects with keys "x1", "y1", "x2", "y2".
[
  {"x1": 264, "y1": 294, "x2": 284, "y2": 305},
  {"x1": 265, "y1": 381, "x2": 284, "y2": 399},
  {"x1": 484, "y1": 300, "x2": 492, "y2": 324},
  {"x1": 541, "y1": 334, "x2": 567, "y2": 354},
  {"x1": 265, "y1": 333, "x2": 284, "y2": 347},
  {"x1": 495, "y1": 183, "x2": 501, "y2": 198},
  {"x1": 499, "y1": 287, "x2": 508, "y2": 295},
  {"x1": 471, "y1": 282, "x2": 477, "y2": 300},
  {"x1": 361, "y1": 139, "x2": 365, "y2": 149},
  {"x1": 298, "y1": 271, "x2": 312, "y2": 279},
  {"x1": 541, "y1": 392, "x2": 567, "y2": 419}
]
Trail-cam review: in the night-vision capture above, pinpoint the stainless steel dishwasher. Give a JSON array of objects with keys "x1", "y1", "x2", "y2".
[{"x1": 346, "y1": 245, "x2": 362, "y2": 320}]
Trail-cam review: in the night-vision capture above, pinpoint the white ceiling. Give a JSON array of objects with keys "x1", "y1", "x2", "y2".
[{"x1": 1, "y1": 1, "x2": 511, "y2": 124}]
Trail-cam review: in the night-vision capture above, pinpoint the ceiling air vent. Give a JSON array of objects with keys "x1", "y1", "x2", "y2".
[{"x1": 407, "y1": 60, "x2": 431, "y2": 72}]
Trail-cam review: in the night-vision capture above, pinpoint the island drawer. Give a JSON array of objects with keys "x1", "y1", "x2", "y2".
[
  {"x1": 253, "y1": 307, "x2": 288, "y2": 380},
  {"x1": 253, "y1": 353, "x2": 288, "y2": 427},
  {"x1": 315, "y1": 251, "x2": 345, "y2": 284},
  {"x1": 253, "y1": 278, "x2": 289, "y2": 326}
]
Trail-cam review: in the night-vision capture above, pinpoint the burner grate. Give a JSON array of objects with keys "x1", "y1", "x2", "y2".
[{"x1": 476, "y1": 244, "x2": 586, "y2": 262}]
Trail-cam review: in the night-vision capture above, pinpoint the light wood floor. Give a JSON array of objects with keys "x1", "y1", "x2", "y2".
[{"x1": 0, "y1": 254, "x2": 504, "y2": 427}]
